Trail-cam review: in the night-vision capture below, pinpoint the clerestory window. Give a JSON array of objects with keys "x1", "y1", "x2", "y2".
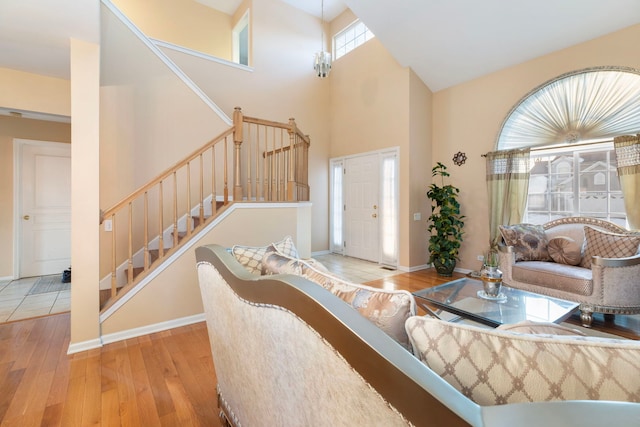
[{"x1": 333, "y1": 19, "x2": 374, "y2": 60}]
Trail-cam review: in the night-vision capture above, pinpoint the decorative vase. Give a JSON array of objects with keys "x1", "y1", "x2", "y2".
[{"x1": 480, "y1": 265, "x2": 503, "y2": 297}]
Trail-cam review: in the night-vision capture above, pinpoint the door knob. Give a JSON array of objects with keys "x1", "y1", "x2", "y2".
[
  {"x1": 23, "y1": 215, "x2": 30, "y2": 220},
  {"x1": 372, "y1": 213, "x2": 377, "y2": 218}
]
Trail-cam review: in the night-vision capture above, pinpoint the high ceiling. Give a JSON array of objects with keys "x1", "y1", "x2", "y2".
[
  {"x1": 1, "y1": 0, "x2": 639, "y2": 93},
  {"x1": 344, "y1": 0, "x2": 640, "y2": 91}
]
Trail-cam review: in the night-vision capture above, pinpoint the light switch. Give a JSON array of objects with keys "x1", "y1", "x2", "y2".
[{"x1": 413, "y1": 213, "x2": 421, "y2": 221}]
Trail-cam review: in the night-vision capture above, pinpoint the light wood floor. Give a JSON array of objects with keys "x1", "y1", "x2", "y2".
[{"x1": 1, "y1": 267, "x2": 638, "y2": 426}]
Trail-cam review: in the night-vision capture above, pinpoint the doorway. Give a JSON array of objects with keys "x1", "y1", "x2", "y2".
[
  {"x1": 330, "y1": 148, "x2": 399, "y2": 267},
  {"x1": 14, "y1": 139, "x2": 71, "y2": 278}
]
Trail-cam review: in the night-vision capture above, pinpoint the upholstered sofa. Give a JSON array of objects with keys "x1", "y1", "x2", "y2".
[
  {"x1": 195, "y1": 242, "x2": 640, "y2": 427},
  {"x1": 498, "y1": 217, "x2": 640, "y2": 327}
]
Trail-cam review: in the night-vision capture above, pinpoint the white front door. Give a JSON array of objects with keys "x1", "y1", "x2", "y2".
[
  {"x1": 17, "y1": 140, "x2": 72, "y2": 278},
  {"x1": 344, "y1": 154, "x2": 380, "y2": 262}
]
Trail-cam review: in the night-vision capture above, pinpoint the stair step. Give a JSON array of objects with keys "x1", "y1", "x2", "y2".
[
  {"x1": 192, "y1": 215, "x2": 211, "y2": 227},
  {"x1": 149, "y1": 249, "x2": 159, "y2": 264}
]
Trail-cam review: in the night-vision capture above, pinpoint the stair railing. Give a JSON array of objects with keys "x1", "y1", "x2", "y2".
[{"x1": 99, "y1": 107, "x2": 310, "y2": 310}]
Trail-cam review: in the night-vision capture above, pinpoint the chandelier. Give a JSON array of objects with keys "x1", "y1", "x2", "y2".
[{"x1": 314, "y1": 0, "x2": 331, "y2": 78}]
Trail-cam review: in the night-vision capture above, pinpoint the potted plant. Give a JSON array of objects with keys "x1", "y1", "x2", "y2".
[{"x1": 427, "y1": 162, "x2": 465, "y2": 276}]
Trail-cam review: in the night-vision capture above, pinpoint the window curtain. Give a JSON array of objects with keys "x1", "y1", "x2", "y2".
[
  {"x1": 614, "y1": 134, "x2": 640, "y2": 230},
  {"x1": 486, "y1": 148, "x2": 531, "y2": 247}
]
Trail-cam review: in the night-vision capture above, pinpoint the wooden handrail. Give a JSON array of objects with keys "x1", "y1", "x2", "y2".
[
  {"x1": 99, "y1": 107, "x2": 312, "y2": 312},
  {"x1": 101, "y1": 127, "x2": 234, "y2": 221}
]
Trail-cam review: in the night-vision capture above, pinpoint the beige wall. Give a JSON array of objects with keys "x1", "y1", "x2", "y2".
[
  {"x1": 0, "y1": 67, "x2": 70, "y2": 116},
  {"x1": 0, "y1": 116, "x2": 71, "y2": 278},
  {"x1": 433, "y1": 23, "x2": 640, "y2": 272},
  {"x1": 112, "y1": 0, "x2": 232, "y2": 59},
  {"x1": 70, "y1": 39, "x2": 101, "y2": 346},
  {"x1": 408, "y1": 70, "x2": 432, "y2": 267}
]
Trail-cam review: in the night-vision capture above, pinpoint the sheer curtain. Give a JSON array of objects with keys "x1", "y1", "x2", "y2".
[
  {"x1": 614, "y1": 134, "x2": 640, "y2": 230},
  {"x1": 485, "y1": 148, "x2": 531, "y2": 246}
]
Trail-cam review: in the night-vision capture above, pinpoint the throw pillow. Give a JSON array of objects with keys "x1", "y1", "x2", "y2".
[
  {"x1": 405, "y1": 316, "x2": 640, "y2": 406},
  {"x1": 231, "y1": 236, "x2": 300, "y2": 275},
  {"x1": 547, "y1": 236, "x2": 582, "y2": 265},
  {"x1": 275, "y1": 235, "x2": 300, "y2": 259},
  {"x1": 301, "y1": 262, "x2": 416, "y2": 351},
  {"x1": 579, "y1": 226, "x2": 640, "y2": 269},
  {"x1": 261, "y1": 245, "x2": 303, "y2": 276},
  {"x1": 231, "y1": 244, "x2": 267, "y2": 275},
  {"x1": 499, "y1": 224, "x2": 551, "y2": 262}
]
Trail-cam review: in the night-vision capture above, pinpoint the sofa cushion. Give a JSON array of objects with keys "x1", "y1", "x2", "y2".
[
  {"x1": 499, "y1": 224, "x2": 551, "y2": 262},
  {"x1": 301, "y1": 262, "x2": 416, "y2": 351},
  {"x1": 580, "y1": 226, "x2": 640, "y2": 269},
  {"x1": 231, "y1": 236, "x2": 299, "y2": 274},
  {"x1": 512, "y1": 261, "x2": 593, "y2": 296},
  {"x1": 547, "y1": 236, "x2": 582, "y2": 265},
  {"x1": 405, "y1": 316, "x2": 640, "y2": 406}
]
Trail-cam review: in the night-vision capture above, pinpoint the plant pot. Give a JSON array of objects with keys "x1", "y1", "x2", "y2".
[{"x1": 433, "y1": 259, "x2": 456, "y2": 277}]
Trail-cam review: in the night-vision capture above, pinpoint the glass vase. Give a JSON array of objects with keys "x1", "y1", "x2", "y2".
[{"x1": 480, "y1": 265, "x2": 503, "y2": 298}]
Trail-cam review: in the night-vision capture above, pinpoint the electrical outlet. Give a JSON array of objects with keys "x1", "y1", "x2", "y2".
[
  {"x1": 477, "y1": 255, "x2": 484, "y2": 262},
  {"x1": 104, "y1": 219, "x2": 112, "y2": 232},
  {"x1": 413, "y1": 212, "x2": 421, "y2": 221}
]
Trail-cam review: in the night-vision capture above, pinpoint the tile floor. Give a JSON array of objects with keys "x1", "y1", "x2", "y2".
[
  {"x1": 0, "y1": 276, "x2": 70, "y2": 323},
  {"x1": 312, "y1": 253, "x2": 401, "y2": 284},
  {"x1": 0, "y1": 254, "x2": 392, "y2": 324}
]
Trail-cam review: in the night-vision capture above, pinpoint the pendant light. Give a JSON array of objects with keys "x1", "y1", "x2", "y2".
[{"x1": 314, "y1": 0, "x2": 331, "y2": 78}]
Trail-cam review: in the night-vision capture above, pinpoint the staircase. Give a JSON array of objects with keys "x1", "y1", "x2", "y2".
[{"x1": 99, "y1": 108, "x2": 311, "y2": 312}]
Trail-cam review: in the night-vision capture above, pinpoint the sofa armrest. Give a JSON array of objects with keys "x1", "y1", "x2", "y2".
[
  {"x1": 497, "y1": 244, "x2": 515, "y2": 281},
  {"x1": 591, "y1": 253, "x2": 640, "y2": 306},
  {"x1": 592, "y1": 252, "x2": 640, "y2": 268}
]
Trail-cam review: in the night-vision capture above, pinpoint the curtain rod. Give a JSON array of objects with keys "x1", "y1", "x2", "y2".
[{"x1": 481, "y1": 138, "x2": 614, "y2": 157}]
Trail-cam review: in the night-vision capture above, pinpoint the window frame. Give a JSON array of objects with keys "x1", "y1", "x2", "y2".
[{"x1": 332, "y1": 19, "x2": 375, "y2": 61}]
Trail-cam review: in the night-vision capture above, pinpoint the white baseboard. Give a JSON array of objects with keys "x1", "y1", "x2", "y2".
[
  {"x1": 0, "y1": 276, "x2": 14, "y2": 281},
  {"x1": 67, "y1": 338, "x2": 103, "y2": 355},
  {"x1": 100, "y1": 313, "x2": 206, "y2": 346},
  {"x1": 398, "y1": 263, "x2": 430, "y2": 272},
  {"x1": 311, "y1": 249, "x2": 331, "y2": 256},
  {"x1": 67, "y1": 313, "x2": 207, "y2": 354}
]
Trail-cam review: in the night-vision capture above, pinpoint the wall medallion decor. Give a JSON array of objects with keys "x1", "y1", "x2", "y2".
[{"x1": 453, "y1": 151, "x2": 467, "y2": 166}]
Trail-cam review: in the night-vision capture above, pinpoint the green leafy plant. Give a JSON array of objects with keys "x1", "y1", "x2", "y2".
[
  {"x1": 483, "y1": 249, "x2": 500, "y2": 267},
  {"x1": 427, "y1": 162, "x2": 465, "y2": 276}
]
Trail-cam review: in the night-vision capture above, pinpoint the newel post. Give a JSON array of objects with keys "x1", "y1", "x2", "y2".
[
  {"x1": 287, "y1": 117, "x2": 297, "y2": 201},
  {"x1": 233, "y1": 107, "x2": 244, "y2": 202}
]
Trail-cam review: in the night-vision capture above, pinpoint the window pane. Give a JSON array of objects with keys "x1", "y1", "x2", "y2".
[
  {"x1": 525, "y1": 142, "x2": 626, "y2": 224},
  {"x1": 333, "y1": 19, "x2": 375, "y2": 60}
]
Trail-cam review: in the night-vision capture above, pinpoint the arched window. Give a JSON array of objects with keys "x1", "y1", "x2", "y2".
[{"x1": 495, "y1": 67, "x2": 640, "y2": 227}]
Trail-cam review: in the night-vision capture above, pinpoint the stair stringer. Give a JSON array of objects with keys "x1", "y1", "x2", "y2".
[{"x1": 99, "y1": 202, "x2": 312, "y2": 330}]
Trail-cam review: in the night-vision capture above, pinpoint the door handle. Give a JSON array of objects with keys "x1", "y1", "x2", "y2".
[
  {"x1": 23, "y1": 215, "x2": 30, "y2": 220},
  {"x1": 372, "y1": 213, "x2": 377, "y2": 218}
]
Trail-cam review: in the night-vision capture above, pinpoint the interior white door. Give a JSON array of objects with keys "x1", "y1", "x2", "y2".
[
  {"x1": 18, "y1": 140, "x2": 72, "y2": 277},
  {"x1": 344, "y1": 154, "x2": 380, "y2": 262}
]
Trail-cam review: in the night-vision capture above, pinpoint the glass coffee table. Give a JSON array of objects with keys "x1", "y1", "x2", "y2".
[{"x1": 412, "y1": 277, "x2": 579, "y2": 327}]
